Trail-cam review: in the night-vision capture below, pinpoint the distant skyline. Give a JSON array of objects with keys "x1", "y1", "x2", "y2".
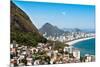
[{"x1": 12, "y1": 0, "x2": 95, "y2": 30}]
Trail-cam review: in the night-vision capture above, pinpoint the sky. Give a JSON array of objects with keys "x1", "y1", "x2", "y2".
[{"x1": 12, "y1": 0, "x2": 95, "y2": 30}]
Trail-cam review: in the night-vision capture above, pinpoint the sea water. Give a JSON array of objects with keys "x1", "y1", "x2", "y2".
[{"x1": 73, "y1": 38, "x2": 95, "y2": 56}]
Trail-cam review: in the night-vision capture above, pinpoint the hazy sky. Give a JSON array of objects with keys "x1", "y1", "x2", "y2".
[{"x1": 12, "y1": 0, "x2": 95, "y2": 29}]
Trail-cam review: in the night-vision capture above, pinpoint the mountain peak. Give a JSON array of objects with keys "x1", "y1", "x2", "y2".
[
  {"x1": 42, "y1": 23, "x2": 53, "y2": 28},
  {"x1": 39, "y1": 23, "x2": 64, "y2": 36},
  {"x1": 45, "y1": 23, "x2": 51, "y2": 25}
]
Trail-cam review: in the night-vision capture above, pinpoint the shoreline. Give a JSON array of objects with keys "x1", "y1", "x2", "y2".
[{"x1": 65, "y1": 37, "x2": 95, "y2": 46}]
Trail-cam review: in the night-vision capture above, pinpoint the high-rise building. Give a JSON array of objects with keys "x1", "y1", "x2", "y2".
[{"x1": 72, "y1": 49, "x2": 80, "y2": 60}]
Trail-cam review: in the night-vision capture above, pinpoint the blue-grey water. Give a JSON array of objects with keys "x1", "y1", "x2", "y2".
[{"x1": 73, "y1": 38, "x2": 95, "y2": 56}]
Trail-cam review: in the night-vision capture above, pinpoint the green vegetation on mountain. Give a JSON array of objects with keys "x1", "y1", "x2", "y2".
[{"x1": 10, "y1": 1, "x2": 47, "y2": 46}]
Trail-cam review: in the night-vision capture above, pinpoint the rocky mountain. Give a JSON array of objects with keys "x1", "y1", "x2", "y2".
[
  {"x1": 11, "y1": 1, "x2": 38, "y2": 33},
  {"x1": 10, "y1": 1, "x2": 47, "y2": 45},
  {"x1": 39, "y1": 23, "x2": 64, "y2": 36}
]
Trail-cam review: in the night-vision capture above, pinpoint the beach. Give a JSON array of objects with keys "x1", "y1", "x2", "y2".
[{"x1": 65, "y1": 37, "x2": 95, "y2": 46}]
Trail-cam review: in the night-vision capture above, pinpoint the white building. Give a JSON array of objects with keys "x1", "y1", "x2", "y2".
[
  {"x1": 26, "y1": 57, "x2": 33, "y2": 66},
  {"x1": 72, "y1": 49, "x2": 80, "y2": 60},
  {"x1": 64, "y1": 46, "x2": 73, "y2": 53}
]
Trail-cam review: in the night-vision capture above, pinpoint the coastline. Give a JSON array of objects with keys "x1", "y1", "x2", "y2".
[{"x1": 65, "y1": 37, "x2": 95, "y2": 46}]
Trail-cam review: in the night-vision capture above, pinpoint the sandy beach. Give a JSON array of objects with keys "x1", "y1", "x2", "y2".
[{"x1": 65, "y1": 37, "x2": 95, "y2": 46}]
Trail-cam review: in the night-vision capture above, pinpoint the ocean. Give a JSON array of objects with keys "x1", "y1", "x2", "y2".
[{"x1": 73, "y1": 38, "x2": 95, "y2": 56}]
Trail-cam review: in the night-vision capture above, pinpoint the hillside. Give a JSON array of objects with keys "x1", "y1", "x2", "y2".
[
  {"x1": 11, "y1": 1, "x2": 38, "y2": 33},
  {"x1": 10, "y1": 1, "x2": 47, "y2": 46}
]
